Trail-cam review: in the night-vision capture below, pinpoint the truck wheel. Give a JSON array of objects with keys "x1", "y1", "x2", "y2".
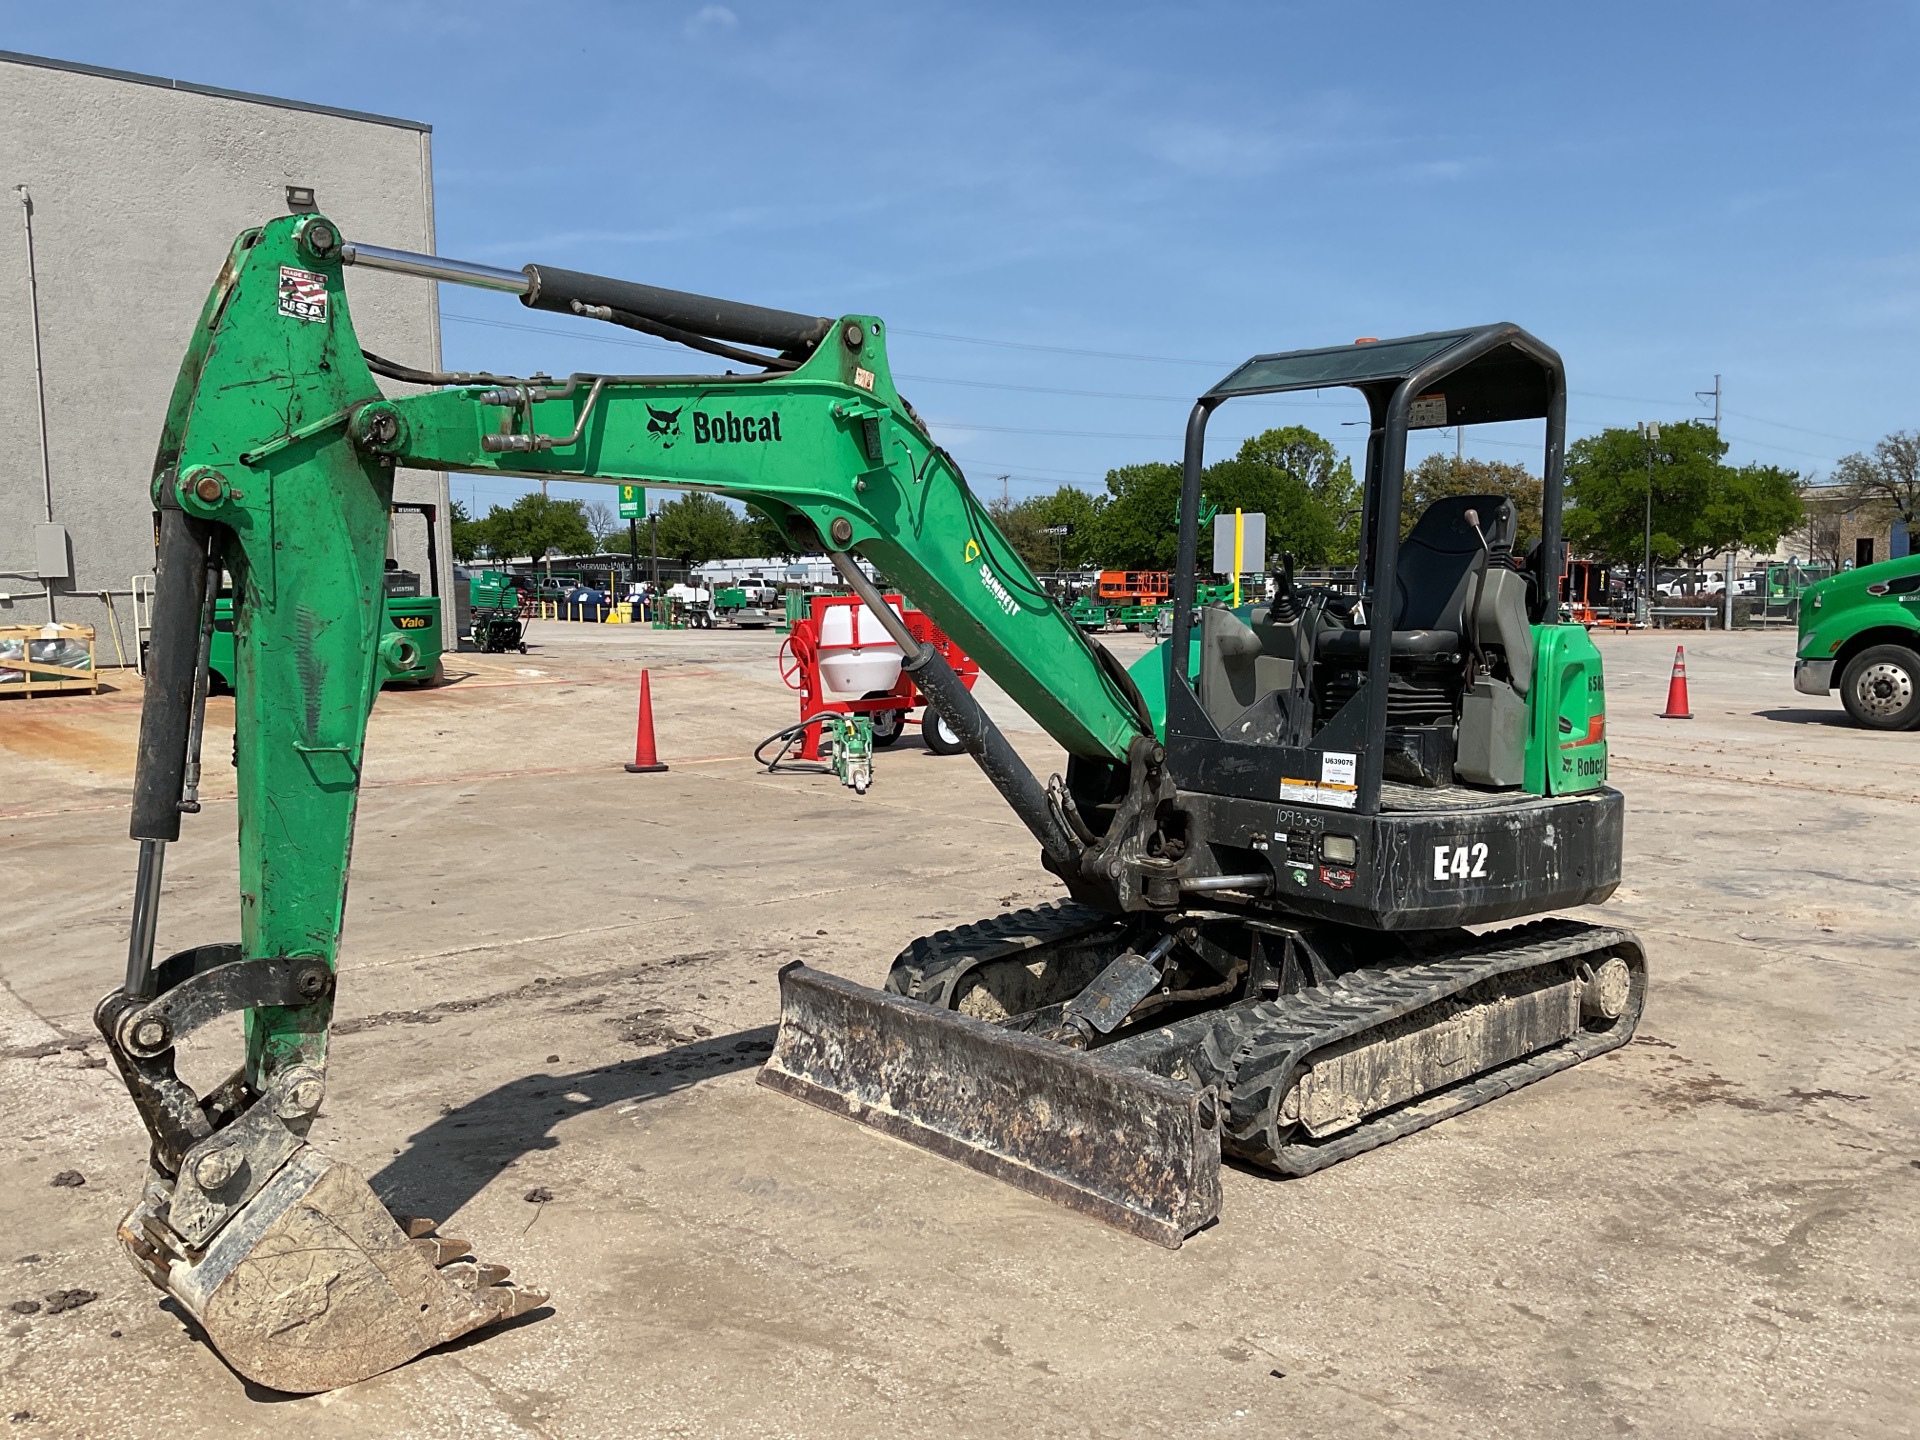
[
  {"x1": 864, "y1": 692, "x2": 904, "y2": 748},
  {"x1": 1839, "y1": 644, "x2": 1920, "y2": 730},
  {"x1": 923, "y1": 711, "x2": 967, "y2": 755}
]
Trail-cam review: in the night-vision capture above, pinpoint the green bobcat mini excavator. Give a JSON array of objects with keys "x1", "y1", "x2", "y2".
[{"x1": 99, "y1": 210, "x2": 1643, "y2": 1392}]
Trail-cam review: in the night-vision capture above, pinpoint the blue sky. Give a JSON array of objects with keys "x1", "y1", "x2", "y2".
[{"x1": 12, "y1": 2, "x2": 1918, "y2": 520}]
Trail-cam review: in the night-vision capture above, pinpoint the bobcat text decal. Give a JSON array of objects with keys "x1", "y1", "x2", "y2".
[{"x1": 693, "y1": 410, "x2": 783, "y2": 445}]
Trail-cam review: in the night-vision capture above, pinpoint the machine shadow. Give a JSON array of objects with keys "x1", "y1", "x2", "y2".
[
  {"x1": 1752, "y1": 707, "x2": 1852, "y2": 726},
  {"x1": 368, "y1": 1025, "x2": 777, "y2": 1223}
]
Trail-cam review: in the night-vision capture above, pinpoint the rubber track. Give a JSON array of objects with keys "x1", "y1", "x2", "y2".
[
  {"x1": 1220, "y1": 917, "x2": 1646, "y2": 1175},
  {"x1": 884, "y1": 900, "x2": 1121, "y2": 1007}
]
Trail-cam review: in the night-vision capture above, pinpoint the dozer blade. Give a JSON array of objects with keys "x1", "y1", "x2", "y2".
[
  {"x1": 760, "y1": 962, "x2": 1221, "y2": 1247},
  {"x1": 118, "y1": 1145, "x2": 545, "y2": 1393}
]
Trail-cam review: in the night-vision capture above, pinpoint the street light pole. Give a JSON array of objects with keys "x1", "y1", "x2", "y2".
[{"x1": 1638, "y1": 421, "x2": 1660, "y2": 627}]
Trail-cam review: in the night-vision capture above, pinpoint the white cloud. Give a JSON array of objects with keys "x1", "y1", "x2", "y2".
[{"x1": 684, "y1": 5, "x2": 738, "y2": 39}]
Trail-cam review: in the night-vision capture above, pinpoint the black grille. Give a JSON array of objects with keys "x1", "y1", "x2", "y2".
[{"x1": 1317, "y1": 671, "x2": 1456, "y2": 728}]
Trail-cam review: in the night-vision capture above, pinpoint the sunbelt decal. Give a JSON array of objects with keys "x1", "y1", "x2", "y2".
[{"x1": 978, "y1": 561, "x2": 1018, "y2": 617}]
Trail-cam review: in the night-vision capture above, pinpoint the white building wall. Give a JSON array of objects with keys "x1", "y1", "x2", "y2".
[{"x1": 0, "y1": 51, "x2": 450, "y2": 649}]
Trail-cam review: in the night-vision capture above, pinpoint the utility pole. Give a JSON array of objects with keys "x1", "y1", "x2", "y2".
[
  {"x1": 18, "y1": 185, "x2": 57, "y2": 622},
  {"x1": 1456, "y1": 425, "x2": 1464, "y2": 463},
  {"x1": 1638, "y1": 422, "x2": 1660, "y2": 627},
  {"x1": 999, "y1": 474, "x2": 1010, "y2": 509},
  {"x1": 1695, "y1": 375, "x2": 1721, "y2": 433}
]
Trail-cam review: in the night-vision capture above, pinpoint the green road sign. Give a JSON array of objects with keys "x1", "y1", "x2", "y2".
[{"x1": 618, "y1": 483, "x2": 646, "y2": 519}]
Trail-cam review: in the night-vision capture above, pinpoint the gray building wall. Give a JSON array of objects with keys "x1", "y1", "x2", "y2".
[{"x1": 0, "y1": 51, "x2": 452, "y2": 656}]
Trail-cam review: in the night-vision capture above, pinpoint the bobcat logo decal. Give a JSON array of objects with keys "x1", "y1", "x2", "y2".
[{"x1": 646, "y1": 404, "x2": 683, "y2": 448}]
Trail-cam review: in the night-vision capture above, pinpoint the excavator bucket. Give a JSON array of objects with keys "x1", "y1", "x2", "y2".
[
  {"x1": 759, "y1": 963, "x2": 1221, "y2": 1247},
  {"x1": 117, "y1": 1146, "x2": 544, "y2": 1394}
]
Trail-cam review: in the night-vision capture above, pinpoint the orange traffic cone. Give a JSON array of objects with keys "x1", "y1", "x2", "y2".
[
  {"x1": 1658, "y1": 645, "x2": 1692, "y2": 720},
  {"x1": 624, "y1": 669, "x2": 669, "y2": 772}
]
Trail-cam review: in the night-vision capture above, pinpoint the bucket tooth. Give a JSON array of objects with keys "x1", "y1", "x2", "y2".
[
  {"x1": 120, "y1": 1145, "x2": 546, "y2": 1393},
  {"x1": 760, "y1": 962, "x2": 1221, "y2": 1248},
  {"x1": 410, "y1": 1235, "x2": 474, "y2": 1266}
]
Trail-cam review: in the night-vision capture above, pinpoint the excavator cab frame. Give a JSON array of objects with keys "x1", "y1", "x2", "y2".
[{"x1": 1167, "y1": 325, "x2": 1566, "y2": 816}]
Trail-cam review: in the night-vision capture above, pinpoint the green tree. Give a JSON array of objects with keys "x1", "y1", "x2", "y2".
[
  {"x1": 1085, "y1": 426, "x2": 1355, "y2": 572},
  {"x1": 1564, "y1": 421, "x2": 1801, "y2": 571},
  {"x1": 1201, "y1": 428, "x2": 1353, "y2": 569},
  {"x1": 1402, "y1": 455, "x2": 1543, "y2": 549},
  {"x1": 1200, "y1": 458, "x2": 1340, "y2": 568},
  {"x1": 738, "y1": 503, "x2": 798, "y2": 559},
  {"x1": 476, "y1": 492, "x2": 596, "y2": 561},
  {"x1": 986, "y1": 494, "x2": 1048, "y2": 573},
  {"x1": 1833, "y1": 430, "x2": 1920, "y2": 540},
  {"x1": 653, "y1": 491, "x2": 743, "y2": 565},
  {"x1": 985, "y1": 486, "x2": 1109, "y2": 573},
  {"x1": 449, "y1": 497, "x2": 485, "y2": 562},
  {"x1": 1088, "y1": 462, "x2": 1184, "y2": 570},
  {"x1": 1231, "y1": 425, "x2": 1359, "y2": 563},
  {"x1": 1031, "y1": 486, "x2": 1107, "y2": 569}
]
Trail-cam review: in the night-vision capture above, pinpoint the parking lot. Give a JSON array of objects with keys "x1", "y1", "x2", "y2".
[{"x1": 2, "y1": 623, "x2": 1916, "y2": 1438}]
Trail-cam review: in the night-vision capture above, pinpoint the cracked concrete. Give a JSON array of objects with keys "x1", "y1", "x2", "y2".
[{"x1": 1, "y1": 624, "x2": 1916, "y2": 1437}]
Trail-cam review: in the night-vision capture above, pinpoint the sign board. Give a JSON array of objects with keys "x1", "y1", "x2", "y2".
[
  {"x1": 617, "y1": 484, "x2": 647, "y2": 520},
  {"x1": 1408, "y1": 392, "x2": 1448, "y2": 428},
  {"x1": 1211, "y1": 510, "x2": 1265, "y2": 576},
  {"x1": 1040, "y1": 525, "x2": 1074, "y2": 537}
]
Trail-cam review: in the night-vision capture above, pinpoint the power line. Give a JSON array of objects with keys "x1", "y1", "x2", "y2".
[
  {"x1": 1721, "y1": 409, "x2": 1868, "y2": 446},
  {"x1": 890, "y1": 326, "x2": 1233, "y2": 368},
  {"x1": 436, "y1": 311, "x2": 1863, "y2": 464},
  {"x1": 440, "y1": 311, "x2": 1346, "y2": 407}
]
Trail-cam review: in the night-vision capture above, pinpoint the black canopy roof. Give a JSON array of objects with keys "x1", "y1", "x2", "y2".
[{"x1": 1205, "y1": 323, "x2": 1560, "y2": 428}]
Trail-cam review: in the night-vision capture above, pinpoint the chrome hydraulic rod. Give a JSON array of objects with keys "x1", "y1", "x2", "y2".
[
  {"x1": 123, "y1": 839, "x2": 166, "y2": 999},
  {"x1": 176, "y1": 542, "x2": 222, "y2": 815},
  {"x1": 339, "y1": 241, "x2": 531, "y2": 295}
]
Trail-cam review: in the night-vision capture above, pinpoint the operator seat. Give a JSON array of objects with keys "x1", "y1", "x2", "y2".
[{"x1": 1320, "y1": 494, "x2": 1517, "y2": 664}]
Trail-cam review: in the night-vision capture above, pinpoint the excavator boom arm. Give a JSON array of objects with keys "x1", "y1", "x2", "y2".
[
  {"x1": 100, "y1": 212, "x2": 1153, "y2": 1389},
  {"x1": 382, "y1": 369, "x2": 1144, "y2": 763}
]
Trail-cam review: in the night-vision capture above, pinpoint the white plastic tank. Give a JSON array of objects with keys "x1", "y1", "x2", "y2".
[{"x1": 817, "y1": 599, "x2": 906, "y2": 695}]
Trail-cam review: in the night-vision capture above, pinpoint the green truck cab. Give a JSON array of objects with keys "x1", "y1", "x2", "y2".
[{"x1": 1794, "y1": 554, "x2": 1920, "y2": 729}]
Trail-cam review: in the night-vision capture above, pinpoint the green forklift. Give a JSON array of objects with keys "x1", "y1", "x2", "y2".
[{"x1": 207, "y1": 501, "x2": 444, "y2": 690}]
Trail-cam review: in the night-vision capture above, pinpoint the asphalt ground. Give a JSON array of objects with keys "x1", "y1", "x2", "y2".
[{"x1": 1, "y1": 622, "x2": 1915, "y2": 1438}]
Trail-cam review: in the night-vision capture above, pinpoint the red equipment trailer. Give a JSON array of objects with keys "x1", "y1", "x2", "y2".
[{"x1": 778, "y1": 593, "x2": 981, "y2": 760}]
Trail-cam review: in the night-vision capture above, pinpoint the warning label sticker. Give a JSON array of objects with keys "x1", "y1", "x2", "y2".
[
  {"x1": 1408, "y1": 392, "x2": 1448, "y2": 428},
  {"x1": 1278, "y1": 752, "x2": 1358, "y2": 811},
  {"x1": 278, "y1": 266, "x2": 329, "y2": 324}
]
